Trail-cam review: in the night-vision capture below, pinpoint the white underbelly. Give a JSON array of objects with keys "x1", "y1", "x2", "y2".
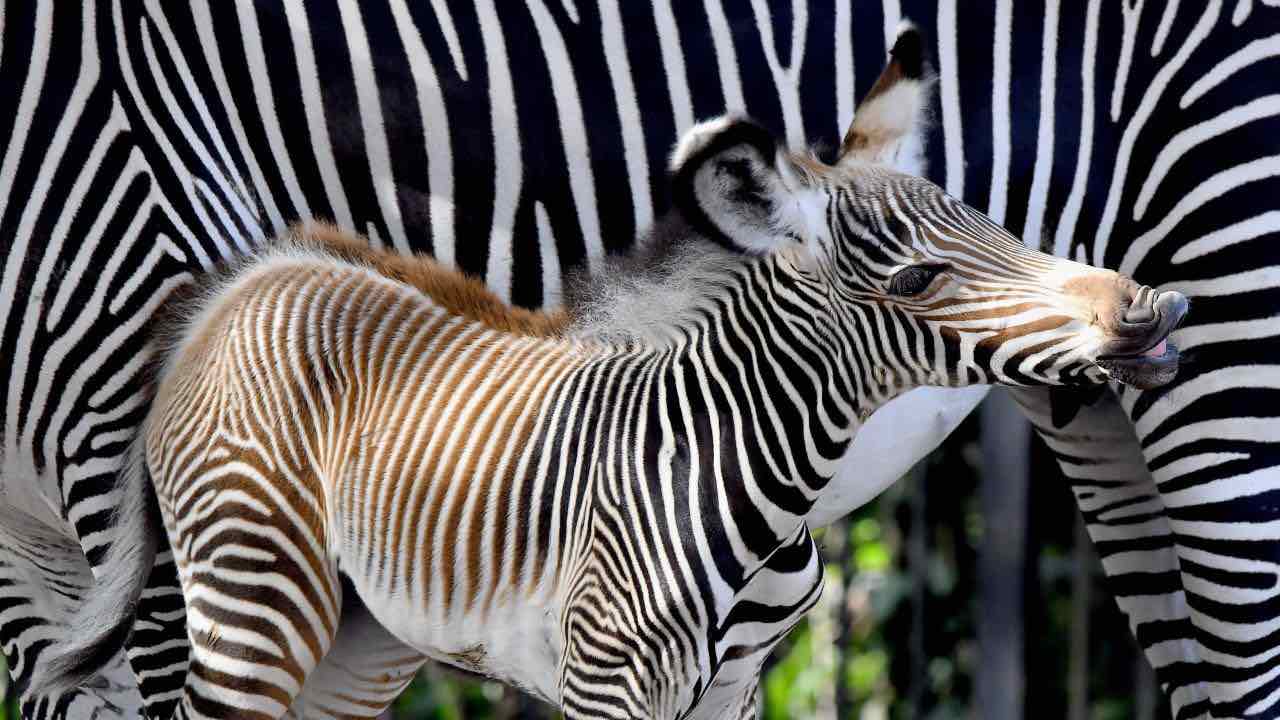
[{"x1": 358, "y1": 584, "x2": 565, "y2": 703}]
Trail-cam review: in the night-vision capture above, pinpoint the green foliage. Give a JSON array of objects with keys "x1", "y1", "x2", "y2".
[{"x1": 763, "y1": 622, "x2": 821, "y2": 719}]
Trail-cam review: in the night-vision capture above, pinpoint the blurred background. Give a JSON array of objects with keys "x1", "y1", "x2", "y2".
[{"x1": 0, "y1": 391, "x2": 1159, "y2": 720}]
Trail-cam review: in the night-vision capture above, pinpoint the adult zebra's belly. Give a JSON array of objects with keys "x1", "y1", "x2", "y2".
[{"x1": 806, "y1": 385, "x2": 989, "y2": 527}]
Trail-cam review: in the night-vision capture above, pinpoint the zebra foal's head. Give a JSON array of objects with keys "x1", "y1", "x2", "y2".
[{"x1": 668, "y1": 24, "x2": 1186, "y2": 393}]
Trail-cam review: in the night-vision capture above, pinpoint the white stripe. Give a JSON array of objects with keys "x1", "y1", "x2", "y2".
[
  {"x1": 1119, "y1": 153, "x2": 1280, "y2": 276},
  {"x1": 1170, "y1": 211, "x2": 1280, "y2": 263},
  {"x1": 192, "y1": 180, "x2": 250, "y2": 254},
  {"x1": 1233, "y1": 0, "x2": 1254, "y2": 24},
  {"x1": 1111, "y1": 0, "x2": 1145, "y2": 121},
  {"x1": 1053, "y1": 0, "x2": 1101, "y2": 258},
  {"x1": 1152, "y1": 0, "x2": 1180, "y2": 55},
  {"x1": 0, "y1": 0, "x2": 55, "y2": 447},
  {"x1": 704, "y1": 0, "x2": 746, "y2": 112},
  {"x1": 1135, "y1": 95, "x2": 1280, "y2": 219},
  {"x1": 1181, "y1": 34, "x2": 1280, "y2": 107},
  {"x1": 835, "y1": 0, "x2": 855, "y2": 135},
  {"x1": 987, "y1": 0, "x2": 1012, "y2": 225},
  {"x1": 389, "y1": 0, "x2": 456, "y2": 267},
  {"x1": 43, "y1": 184, "x2": 182, "y2": 467},
  {"x1": 937, "y1": 0, "x2": 965, "y2": 198},
  {"x1": 1167, "y1": 267, "x2": 1280, "y2": 298},
  {"x1": 748, "y1": 0, "x2": 808, "y2": 148},
  {"x1": 1094, "y1": 1, "x2": 1222, "y2": 268},
  {"x1": 653, "y1": 0, "x2": 694, "y2": 135},
  {"x1": 233, "y1": 0, "x2": 314, "y2": 227},
  {"x1": 1135, "y1": 363, "x2": 1280, "y2": 441},
  {"x1": 335, "y1": 0, "x2": 411, "y2": 253},
  {"x1": 599, "y1": 0, "x2": 653, "y2": 234},
  {"x1": 27, "y1": 97, "x2": 120, "y2": 337},
  {"x1": 559, "y1": 0, "x2": 579, "y2": 23},
  {"x1": 429, "y1": 0, "x2": 469, "y2": 80},
  {"x1": 10, "y1": 4, "x2": 113, "y2": 458},
  {"x1": 477, "y1": 0, "x2": 521, "y2": 301},
  {"x1": 144, "y1": 1, "x2": 258, "y2": 235},
  {"x1": 1024, "y1": 0, "x2": 1060, "y2": 249},
  {"x1": 189, "y1": 0, "x2": 284, "y2": 235},
  {"x1": 1173, "y1": 318, "x2": 1280, "y2": 353},
  {"x1": 881, "y1": 0, "x2": 901, "y2": 50},
  {"x1": 528, "y1": 0, "x2": 604, "y2": 267},
  {"x1": 281, "y1": 2, "x2": 356, "y2": 232},
  {"x1": 536, "y1": 202, "x2": 563, "y2": 307}
]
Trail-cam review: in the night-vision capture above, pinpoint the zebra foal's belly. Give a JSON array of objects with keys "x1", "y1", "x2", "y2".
[{"x1": 338, "y1": 537, "x2": 566, "y2": 703}]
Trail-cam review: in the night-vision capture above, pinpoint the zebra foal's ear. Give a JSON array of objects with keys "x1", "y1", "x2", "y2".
[
  {"x1": 669, "y1": 115, "x2": 808, "y2": 255},
  {"x1": 838, "y1": 21, "x2": 932, "y2": 173}
]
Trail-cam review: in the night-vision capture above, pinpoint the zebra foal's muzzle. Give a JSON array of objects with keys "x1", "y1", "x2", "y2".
[{"x1": 1093, "y1": 287, "x2": 1189, "y2": 390}]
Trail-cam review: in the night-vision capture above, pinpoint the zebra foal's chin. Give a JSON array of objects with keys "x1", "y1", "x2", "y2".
[{"x1": 35, "y1": 25, "x2": 1187, "y2": 720}]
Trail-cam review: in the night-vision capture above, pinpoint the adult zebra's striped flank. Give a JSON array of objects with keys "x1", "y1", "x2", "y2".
[{"x1": 37, "y1": 31, "x2": 1187, "y2": 719}]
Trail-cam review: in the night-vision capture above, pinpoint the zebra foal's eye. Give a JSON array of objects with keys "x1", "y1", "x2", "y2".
[{"x1": 887, "y1": 263, "x2": 949, "y2": 297}]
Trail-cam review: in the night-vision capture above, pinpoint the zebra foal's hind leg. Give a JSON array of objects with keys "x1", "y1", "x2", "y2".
[
  {"x1": 163, "y1": 470, "x2": 344, "y2": 719},
  {"x1": 286, "y1": 581, "x2": 428, "y2": 718}
]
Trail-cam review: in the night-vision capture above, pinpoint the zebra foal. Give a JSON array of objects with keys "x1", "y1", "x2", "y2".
[{"x1": 41, "y1": 28, "x2": 1188, "y2": 720}]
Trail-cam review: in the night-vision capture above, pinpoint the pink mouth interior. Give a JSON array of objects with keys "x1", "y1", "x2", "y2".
[{"x1": 1142, "y1": 339, "x2": 1167, "y2": 358}]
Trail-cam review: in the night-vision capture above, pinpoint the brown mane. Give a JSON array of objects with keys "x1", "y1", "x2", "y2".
[{"x1": 288, "y1": 222, "x2": 569, "y2": 338}]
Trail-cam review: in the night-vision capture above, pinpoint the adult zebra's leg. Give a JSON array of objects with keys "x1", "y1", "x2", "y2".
[
  {"x1": 0, "y1": 518, "x2": 143, "y2": 718},
  {"x1": 1009, "y1": 387, "x2": 1211, "y2": 718},
  {"x1": 287, "y1": 583, "x2": 427, "y2": 718},
  {"x1": 1118, "y1": 368, "x2": 1280, "y2": 718},
  {"x1": 125, "y1": 548, "x2": 188, "y2": 719}
]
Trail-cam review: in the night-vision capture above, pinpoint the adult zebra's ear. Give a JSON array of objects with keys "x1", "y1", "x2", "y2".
[
  {"x1": 838, "y1": 21, "x2": 932, "y2": 174},
  {"x1": 669, "y1": 115, "x2": 811, "y2": 256}
]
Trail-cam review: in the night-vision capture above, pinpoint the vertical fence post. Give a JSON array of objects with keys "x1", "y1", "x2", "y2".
[
  {"x1": 977, "y1": 388, "x2": 1030, "y2": 720},
  {"x1": 907, "y1": 461, "x2": 928, "y2": 716},
  {"x1": 1068, "y1": 514, "x2": 1093, "y2": 720},
  {"x1": 1135, "y1": 650, "x2": 1160, "y2": 720},
  {"x1": 833, "y1": 515, "x2": 856, "y2": 719}
]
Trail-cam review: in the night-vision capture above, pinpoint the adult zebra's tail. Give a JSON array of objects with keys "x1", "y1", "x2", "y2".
[{"x1": 31, "y1": 433, "x2": 162, "y2": 699}]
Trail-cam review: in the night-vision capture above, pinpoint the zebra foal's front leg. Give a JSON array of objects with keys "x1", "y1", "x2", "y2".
[{"x1": 287, "y1": 582, "x2": 428, "y2": 719}]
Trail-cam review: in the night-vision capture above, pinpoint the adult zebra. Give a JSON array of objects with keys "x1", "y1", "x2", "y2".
[
  {"x1": 0, "y1": 1, "x2": 1277, "y2": 718},
  {"x1": 41, "y1": 86, "x2": 1190, "y2": 718}
]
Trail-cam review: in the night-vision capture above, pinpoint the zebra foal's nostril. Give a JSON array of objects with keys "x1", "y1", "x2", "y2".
[
  {"x1": 1124, "y1": 292, "x2": 1156, "y2": 325},
  {"x1": 1121, "y1": 286, "x2": 1159, "y2": 325},
  {"x1": 1124, "y1": 288, "x2": 1190, "y2": 329}
]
